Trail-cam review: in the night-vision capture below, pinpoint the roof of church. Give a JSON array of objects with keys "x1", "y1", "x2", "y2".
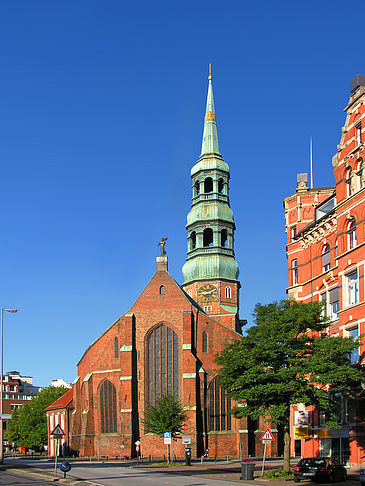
[{"x1": 44, "y1": 388, "x2": 73, "y2": 411}]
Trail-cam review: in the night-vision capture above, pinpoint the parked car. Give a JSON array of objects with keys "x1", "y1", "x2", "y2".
[
  {"x1": 294, "y1": 457, "x2": 347, "y2": 482},
  {"x1": 360, "y1": 468, "x2": 365, "y2": 486}
]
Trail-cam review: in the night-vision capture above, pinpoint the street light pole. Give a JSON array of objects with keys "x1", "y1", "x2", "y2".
[{"x1": 0, "y1": 308, "x2": 17, "y2": 464}]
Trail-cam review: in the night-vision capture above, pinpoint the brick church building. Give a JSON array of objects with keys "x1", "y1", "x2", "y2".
[
  {"x1": 284, "y1": 74, "x2": 365, "y2": 465},
  {"x1": 46, "y1": 72, "x2": 281, "y2": 459}
]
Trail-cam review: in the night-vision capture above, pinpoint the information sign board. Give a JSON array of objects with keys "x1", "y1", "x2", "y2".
[{"x1": 164, "y1": 432, "x2": 172, "y2": 445}]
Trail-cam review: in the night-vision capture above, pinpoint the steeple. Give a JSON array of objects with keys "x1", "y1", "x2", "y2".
[
  {"x1": 182, "y1": 70, "x2": 240, "y2": 331},
  {"x1": 200, "y1": 65, "x2": 221, "y2": 158}
]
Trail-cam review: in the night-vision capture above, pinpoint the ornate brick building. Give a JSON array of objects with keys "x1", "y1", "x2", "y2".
[
  {"x1": 46, "y1": 73, "x2": 282, "y2": 459},
  {"x1": 284, "y1": 75, "x2": 365, "y2": 465}
]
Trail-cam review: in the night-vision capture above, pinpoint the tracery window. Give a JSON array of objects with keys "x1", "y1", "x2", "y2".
[
  {"x1": 100, "y1": 380, "x2": 117, "y2": 433},
  {"x1": 202, "y1": 331, "x2": 208, "y2": 353},
  {"x1": 114, "y1": 337, "x2": 119, "y2": 358},
  {"x1": 148, "y1": 325, "x2": 179, "y2": 404},
  {"x1": 209, "y1": 379, "x2": 231, "y2": 431}
]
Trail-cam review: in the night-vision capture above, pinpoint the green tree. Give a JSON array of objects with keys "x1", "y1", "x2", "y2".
[
  {"x1": 216, "y1": 299, "x2": 363, "y2": 470},
  {"x1": 5, "y1": 386, "x2": 67, "y2": 450},
  {"x1": 143, "y1": 394, "x2": 187, "y2": 462}
]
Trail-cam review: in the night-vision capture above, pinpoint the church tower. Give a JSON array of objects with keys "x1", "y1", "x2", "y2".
[{"x1": 182, "y1": 69, "x2": 240, "y2": 332}]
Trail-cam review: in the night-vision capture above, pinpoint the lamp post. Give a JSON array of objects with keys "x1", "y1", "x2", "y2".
[{"x1": 0, "y1": 308, "x2": 17, "y2": 464}]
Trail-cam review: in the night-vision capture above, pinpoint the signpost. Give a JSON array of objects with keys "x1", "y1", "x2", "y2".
[
  {"x1": 164, "y1": 432, "x2": 172, "y2": 463},
  {"x1": 51, "y1": 424, "x2": 65, "y2": 478},
  {"x1": 182, "y1": 436, "x2": 191, "y2": 445},
  {"x1": 259, "y1": 429, "x2": 274, "y2": 476}
]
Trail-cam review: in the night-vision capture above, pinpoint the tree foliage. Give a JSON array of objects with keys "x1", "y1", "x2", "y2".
[
  {"x1": 216, "y1": 299, "x2": 363, "y2": 468},
  {"x1": 143, "y1": 394, "x2": 187, "y2": 437},
  {"x1": 5, "y1": 386, "x2": 67, "y2": 449}
]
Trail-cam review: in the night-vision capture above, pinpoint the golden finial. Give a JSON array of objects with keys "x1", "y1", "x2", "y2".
[{"x1": 208, "y1": 63, "x2": 212, "y2": 80}]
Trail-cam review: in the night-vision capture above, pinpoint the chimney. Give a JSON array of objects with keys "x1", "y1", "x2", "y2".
[
  {"x1": 297, "y1": 173, "x2": 308, "y2": 192},
  {"x1": 156, "y1": 256, "x2": 168, "y2": 272}
]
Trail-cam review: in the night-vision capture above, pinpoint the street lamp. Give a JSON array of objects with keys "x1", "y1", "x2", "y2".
[{"x1": 0, "y1": 308, "x2": 17, "y2": 464}]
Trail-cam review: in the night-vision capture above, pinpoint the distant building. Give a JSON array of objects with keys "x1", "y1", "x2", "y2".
[
  {"x1": 284, "y1": 75, "x2": 365, "y2": 465},
  {"x1": 2, "y1": 371, "x2": 42, "y2": 435},
  {"x1": 51, "y1": 379, "x2": 71, "y2": 389}
]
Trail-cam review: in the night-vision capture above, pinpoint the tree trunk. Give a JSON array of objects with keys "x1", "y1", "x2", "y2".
[{"x1": 283, "y1": 421, "x2": 291, "y2": 471}]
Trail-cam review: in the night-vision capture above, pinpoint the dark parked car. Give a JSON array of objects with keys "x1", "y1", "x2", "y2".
[{"x1": 294, "y1": 457, "x2": 347, "y2": 482}]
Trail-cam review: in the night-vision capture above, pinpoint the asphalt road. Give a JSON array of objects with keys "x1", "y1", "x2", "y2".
[{"x1": 0, "y1": 469, "x2": 56, "y2": 485}]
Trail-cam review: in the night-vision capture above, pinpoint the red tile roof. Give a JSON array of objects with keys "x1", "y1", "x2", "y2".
[{"x1": 44, "y1": 388, "x2": 73, "y2": 411}]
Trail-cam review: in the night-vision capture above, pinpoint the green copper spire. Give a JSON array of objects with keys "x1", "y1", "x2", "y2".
[{"x1": 200, "y1": 65, "x2": 221, "y2": 157}]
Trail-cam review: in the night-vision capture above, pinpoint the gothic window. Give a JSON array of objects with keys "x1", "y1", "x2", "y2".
[
  {"x1": 190, "y1": 231, "x2": 196, "y2": 250},
  {"x1": 346, "y1": 168, "x2": 352, "y2": 197},
  {"x1": 208, "y1": 379, "x2": 231, "y2": 431},
  {"x1": 114, "y1": 337, "x2": 119, "y2": 358},
  {"x1": 225, "y1": 286, "x2": 231, "y2": 299},
  {"x1": 203, "y1": 228, "x2": 213, "y2": 247},
  {"x1": 160, "y1": 285, "x2": 165, "y2": 295},
  {"x1": 194, "y1": 180, "x2": 200, "y2": 197},
  {"x1": 221, "y1": 229, "x2": 227, "y2": 247},
  {"x1": 218, "y1": 178, "x2": 224, "y2": 194},
  {"x1": 100, "y1": 380, "x2": 117, "y2": 434},
  {"x1": 148, "y1": 325, "x2": 179, "y2": 404},
  {"x1": 347, "y1": 219, "x2": 357, "y2": 250},
  {"x1": 204, "y1": 177, "x2": 213, "y2": 193},
  {"x1": 202, "y1": 331, "x2": 208, "y2": 353},
  {"x1": 322, "y1": 244, "x2": 331, "y2": 271},
  {"x1": 292, "y1": 259, "x2": 298, "y2": 285}
]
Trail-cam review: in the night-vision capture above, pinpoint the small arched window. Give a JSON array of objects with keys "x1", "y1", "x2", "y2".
[
  {"x1": 348, "y1": 219, "x2": 357, "y2": 249},
  {"x1": 346, "y1": 168, "x2": 352, "y2": 197},
  {"x1": 202, "y1": 331, "x2": 208, "y2": 353},
  {"x1": 218, "y1": 178, "x2": 224, "y2": 194},
  {"x1": 357, "y1": 161, "x2": 363, "y2": 189},
  {"x1": 190, "y1": 231, "x2": 196, "y2": 250},
  {"x1": 225, "y1": 286, "x2": 231, "y2": 299},
  {"x1": 100, "y1": 380, "x2": 117, "y2": 433},
  {"x1": 114, "y1": 337, "x2": 119, "y2": 359},
  {"x1": 160, "y1": 285, "x2": 165, "y2": 295},
  {"x1": 204, "y1": 177, "x2": 213, "y2": 193},
  {"x1": 194, "y1": 180, "x2": 200, "y2": 197},
  {"x1": 203, "y1": 228, "x2": 214, "y2": 247},
  {"x1": 221, "y1": 229, "x2": 227, "y2": 247},
  {"x1": 187, "y1": 289, "x2": 192, "y2": 297},
  {"x1": 322, "y1": 244, "x2": 331, "y2": 271},
  {"x1": 292, "y1": 259, "x2": 298, "y2": 285}
]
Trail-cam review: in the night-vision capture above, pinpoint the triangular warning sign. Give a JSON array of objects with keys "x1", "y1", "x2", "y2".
[
  {"x1": 51, "y1": 424, "x2": 65, "y2": 436},
  {"x1": 260, "y1": 428, "x2": 274, "y2": 441}
]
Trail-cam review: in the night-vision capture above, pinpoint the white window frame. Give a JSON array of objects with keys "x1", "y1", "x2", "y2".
[
  {"x1": 345, "y1": 270, "x2": 359, "y2": 307},
  {"x1": 292, "y1": 259, "x2": 298, "y2": 285},
  {"x1": 322, "y1": 244, "x2": 331, "y2": 272},
  {"x1": 348, "y1": 219, "x2": 357, "y2": 250}
]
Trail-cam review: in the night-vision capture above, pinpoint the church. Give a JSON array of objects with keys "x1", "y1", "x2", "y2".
[{"x1": 46, "y1": 72, "x2": 280, "y2": 459}]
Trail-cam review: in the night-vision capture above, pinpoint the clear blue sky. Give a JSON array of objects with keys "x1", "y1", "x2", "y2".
[{"x1": 0, "y1": 1, "x2": 363, "y2": 386}]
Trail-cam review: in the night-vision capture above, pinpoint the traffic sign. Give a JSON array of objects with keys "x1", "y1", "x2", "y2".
[
  {"x1": 182, "y1": 436, "x2": 191, "y2": 445},
  {"x1": 136, "y1": 445, "x2": 140, "y2": 452},
  {"x1": 0, "y1": 414, "x2": 11, "y2": 420},
  {"x1": 164, "y1": 432, "x2": 172, "y2": 445},
  {"x1": 260, "y1": 429, "x2": 274, "y2": 441},
  {"x1": 120, "y1": 444, "x2": 125, "y2": 449},
  {"x1": 51, "y1": 424, "x2": 65, "y2": 438},
  {"x1": 135, "y1": 440, "x2": 141, "y2": 446}
]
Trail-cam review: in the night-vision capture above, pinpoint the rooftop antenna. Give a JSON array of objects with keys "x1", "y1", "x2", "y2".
[{"x1": 310, "y1": 136, "x2": 314, "y2": 188}]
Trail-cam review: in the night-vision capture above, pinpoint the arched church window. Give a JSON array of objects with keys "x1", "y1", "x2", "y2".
[
  {"x1": 221, "y1": 229, "x2": 227, "y2": 247},
  {"x1": 202, "y1": 331, "x2": 208, "y2": 353},
  {"x1": 100, "y1": 380, "x2": 117, "y2": 433},
  {"x1": 160, "y1": 285, "x2": 165, "y2": 295},
  {"x1": 208, "y1": 379, "x2": 231, "y2": 431},
  {"x1": 203, "y1": 228, "x2": 213, "y2": 247},
  {"x1": 148, "y1": 325, "x2": 179, "y2": 404},
  {"x1": 218, "y1": 178, "x2": 224, "y2": 194},
  {"x1": 194, "y1": 180, "x2": 200, "y2": 197},
  {"x1": 322, "y1": 244, "x2": 331, "y2": 272},
  {"x1": 114, "y1": 337, "x2": 119, "y2": 358},
  {"x1": 191, "y1": 231, "x2": 196, "y2": 250},
  {"x1": 204, "y1": 177, "x2": 213, "y2": 193},
  {"x1": 225, "y1": 286, "x2": 231, "y2": 299}
]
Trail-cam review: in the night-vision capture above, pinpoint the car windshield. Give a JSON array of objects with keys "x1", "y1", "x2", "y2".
[{"x1": 299, "y1": 459, "x2": 326, "y2": 467}]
